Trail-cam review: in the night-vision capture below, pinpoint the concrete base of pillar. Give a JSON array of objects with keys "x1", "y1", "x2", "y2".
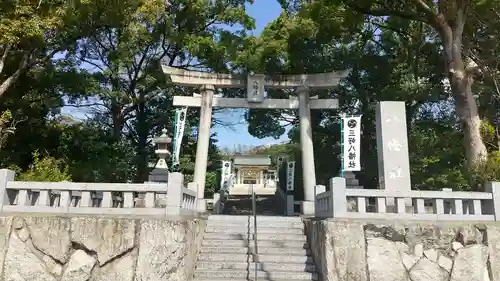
[
  {"x1": 286, "y1": 195, "x2": 294, "y2": 216},
  {"x1": 301, "y1": 201, "x2": 315, "y2": 217},
  {"x1": 196, "y1": 199, "x2": 207, "y2": 213}
]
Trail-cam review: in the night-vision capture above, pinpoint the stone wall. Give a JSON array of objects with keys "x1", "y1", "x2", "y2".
[
  {"x1": 305, "y1": 218, "x2": 500, "y2": 281},
  {"x1": 0, "y1": 215, "x2": 205, "y2": 281}
]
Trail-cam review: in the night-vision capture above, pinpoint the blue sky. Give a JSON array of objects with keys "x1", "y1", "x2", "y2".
[{"x1": 213, "y1": 0, "x2": 287, "y2": 149}]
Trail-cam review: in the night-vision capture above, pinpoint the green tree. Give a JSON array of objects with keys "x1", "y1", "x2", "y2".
[
  {"x1": 334, "y1": 0, "x2": 496, "y2": 167},
  {"x1": 17, "y1": 151, "x2": 71, "y2": 182},
  {"x1": 66, "y1": 0, "x2": 254, "y2": 182},
  {"x1": 241, "y1": 0, "x2": 479, "y2": 192},
  {"x1": 0, "y1": 0, "x2": 105, "y2": 97}
]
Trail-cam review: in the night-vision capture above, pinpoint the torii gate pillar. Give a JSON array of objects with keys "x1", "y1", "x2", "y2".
[
  {"x1": 192, "y1": 84, "x2": 215, "y2": 211},
  {"x1": 298, "y1": 86, "x2": 316, "y2": 210}
]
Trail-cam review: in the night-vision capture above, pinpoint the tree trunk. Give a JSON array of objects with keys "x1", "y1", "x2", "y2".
[
  {"x1": 435, "y1": 11, "x2": 487, "y2": 167},
  {"x1": 451, "y1": 70, "x2": 486, "y2": 166},
  {"x1": 0, "y1": 73, "x2": 21, "y2": 98},
  {"x1": 134, "y1": 99, "x2": 149, "y2": 183},
  {"x1": 110, "y1": 100, "x2": 123, "y2": 139}
]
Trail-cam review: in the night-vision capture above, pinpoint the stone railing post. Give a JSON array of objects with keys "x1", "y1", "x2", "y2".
[
  {"x1": 485, "y1": 182, "x2": 500, "y2": 221},
  {"x1": 441, "y1": 188, "x2": 453, "y2": 214},
  {"x1": 166, "y1": 172, "x2": 184, "y2": 215},
  {"x1": 187, "y1": 182, "x2": 197, "y2": 193},
  {"x1": 314, "y1": 185, "x2": 326, "y2": 217},
  {"x1": 0, "y1": 169, "x2": 15, "y2": 210},
  {"x1": 330, "y1": 177, "x2": 347, "y2": 218}
]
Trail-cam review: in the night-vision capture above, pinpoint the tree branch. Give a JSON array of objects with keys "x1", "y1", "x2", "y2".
[
  {"x1": 412, "y1": 0, "x2": 436, "y2": 18},
  {"x1": 347, "y1": 1, "x2": 424, "y2": 22},
  {"x1": 0, "y1": 52, "x2": 31, "y2": 98},
  {"x1": 63, "y1": 102, "x2": 108, "y2": 109},
  {"x1": 0, "y1": 44, "x2": 12, "y2": 75}
]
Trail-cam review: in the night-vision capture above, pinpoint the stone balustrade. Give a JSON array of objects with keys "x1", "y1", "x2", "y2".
[
  {"x1": 315, "y1": 177, "x2": 500, "y2": 221},
  {"x1": 0, "y1": 169, "x2": 198, "y2": 216}
]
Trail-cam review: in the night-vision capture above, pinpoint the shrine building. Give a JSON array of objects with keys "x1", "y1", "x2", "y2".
[{"x1": 229, "y1": 155, "x2": 278, "y2": 195}]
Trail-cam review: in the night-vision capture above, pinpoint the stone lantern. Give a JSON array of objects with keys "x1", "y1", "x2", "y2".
[{"x1": 149, "y1": 128, "x2": 171, "y2": 182}]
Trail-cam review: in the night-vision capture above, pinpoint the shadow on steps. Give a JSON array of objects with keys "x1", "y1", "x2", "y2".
[{"x1": 222, "y1": 195, "x2": 281, "y2": 216}]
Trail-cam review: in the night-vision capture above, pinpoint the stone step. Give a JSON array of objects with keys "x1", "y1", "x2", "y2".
[
  {"x1": 200, "y1": 246, "x2": 310, "y2": 256},
  {"x1": 205, "y1": 226, "x2": 304, "y2": 235},
  {"x1": 196, "y1": 261, "x2": 316, "y2": 272},
  {"x1": 193, "y1": 279, "x2": 310, "y2": 281},
  {"x1": 346, "y1": 178, "x2": 359, "y2": 186},
  {"x1": 342, "y1": 171, "x2": 356, "y2": 179},
  {"x1": 206, "y1": 220, "x2": 304, "y2": 229},
  {"x1": 197, "y1": 253, "x2": 313, "y2": 263},
  {"x1": 194, "y1": 269, "x2": 317, "y2": 280},
  {"x1": 208, "y1": 215, "x2": 302, "y2": 223},
  {"x1": 203, "y1": 232, "x2": 307, "y2": 242},
  {"x1": 202, "y1": 239, "x2": 309, "y2": 249}
]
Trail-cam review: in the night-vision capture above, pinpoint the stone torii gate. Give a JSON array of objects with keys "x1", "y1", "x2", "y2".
[{"x1": 162, "y1": 65, "x2": 349, "y2": 214}]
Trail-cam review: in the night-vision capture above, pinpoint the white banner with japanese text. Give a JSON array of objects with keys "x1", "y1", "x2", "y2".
[
  {"x1": 220, "y1": 161, "x2": 232, "y2": 190},
  {"x1": 286, "y1": 161, "x2": 295, "y2": 191},
  {"x1": 173, "y1": 107, "x2": 188, "y2": 165},
  {"x1": 342, "y1": 116, "x2": 362, "y2": 171}
]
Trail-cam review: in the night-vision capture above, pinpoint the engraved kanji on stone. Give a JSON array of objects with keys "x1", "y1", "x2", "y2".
[
  {"x1": 386, "y1": 116, "x2": 402, "y2": 123},
  {"x1": 252, "y1": 81, "x2": 259, "y2": 95},
  {"x1": 387, "y1": 139, "x2": 402, "y2": 152},
  {"x1": 388, "y1": 167, "x2": 402, "y2": 179}
]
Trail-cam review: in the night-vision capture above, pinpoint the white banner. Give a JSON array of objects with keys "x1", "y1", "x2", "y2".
[
  {"x1": 172, "y1": 107, "x2": 188, "y2": 165},
  {"x1": 342, "y1": 116, "x2": 362, "y2": 171},
  {"x1": 286, "y1": 161, "x2": 295, "y2": 191},
  {"x1": 220, "y1": 161, "x2": 232, "y2": 190}
]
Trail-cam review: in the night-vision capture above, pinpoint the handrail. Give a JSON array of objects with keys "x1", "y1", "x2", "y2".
[{"x1": 251, "y1": 184, "x2": 258, "y2": 281}]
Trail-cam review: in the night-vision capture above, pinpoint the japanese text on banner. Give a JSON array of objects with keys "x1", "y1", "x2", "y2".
[
  {"x1": 286, "y1": 161, "x2": 295, "y2": 191},
  {"x1": 173, "y1": 107, "x2": 188, "y2": 165},
  {"x1": 220, "y1": 161, "x2": 232, "y2": 190},
  {"x1": 342, "y1": 116, "x2": 362, "y2": 171}
]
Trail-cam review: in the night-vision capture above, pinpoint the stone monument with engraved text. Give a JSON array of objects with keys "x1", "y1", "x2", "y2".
[{"x1": 375, "y1": 101, "x2": 412, "y2": 208}]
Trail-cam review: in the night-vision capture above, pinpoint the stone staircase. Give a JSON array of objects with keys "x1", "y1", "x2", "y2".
[{"x1": 192, "y1": 215, "x2": 317, "y2": 281}]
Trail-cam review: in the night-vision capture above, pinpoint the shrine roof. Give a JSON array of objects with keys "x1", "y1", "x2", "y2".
[{"x1": 232, "y1": 155, "x2": 271, "y2": 166}]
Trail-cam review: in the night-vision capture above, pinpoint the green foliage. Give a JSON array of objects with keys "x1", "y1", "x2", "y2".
[
  {"x1": 466, "y1": 152, "x2": 500, "y2": 191},
  {"x1": 254, "y1": 143, "x2": 298, "y2": 158},
  {"x1": 0, "y1": 110, "x2": 14, "y2": 149},
  {"x1": 17, "y1": 151, "x2": 71, "y2": 182},
  {"x1": 2, "y1": 0, "x2": 500, "y2": 195},
  {"x1": 205, "y1": 172, "x2": 218, "y2": 196},
  {"x1": 247, "y1": 0, "x2": 500, "y2": 192},
  {"x1": 184, "y1": 171, "x2": 217, "y2": 197}
]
